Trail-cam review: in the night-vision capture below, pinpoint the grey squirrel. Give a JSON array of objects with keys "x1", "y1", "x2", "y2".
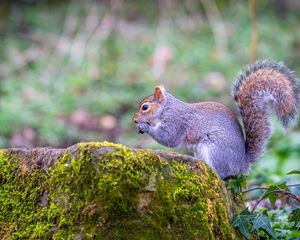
[{"x1": 133, "y1": 60, "x2": 300, "y2": 179}]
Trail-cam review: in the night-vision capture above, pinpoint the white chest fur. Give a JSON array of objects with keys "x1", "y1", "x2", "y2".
[{"x1": 185, "y1": 142, "x2": 215, "y2": 171}]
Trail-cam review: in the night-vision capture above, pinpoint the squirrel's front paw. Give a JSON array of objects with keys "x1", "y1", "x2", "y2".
[
  {"x1": 136, "y1": 122, "x2": 150, "y2": 134},
  {"x1": 138, "y1": 129, "x2": 144, "y2": 134}
]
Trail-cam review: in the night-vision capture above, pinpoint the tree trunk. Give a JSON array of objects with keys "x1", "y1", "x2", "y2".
[{"x1": 0, "y1": 141, "x2": 244, "y2": 239}]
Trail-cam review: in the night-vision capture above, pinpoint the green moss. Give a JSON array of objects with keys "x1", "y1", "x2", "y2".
[
  {"x1": 0, "y1": 142, "x2": 241, "y2": 239},
  {"x1": 0, "y1": 149, "x2": 48, "y2": 239}
]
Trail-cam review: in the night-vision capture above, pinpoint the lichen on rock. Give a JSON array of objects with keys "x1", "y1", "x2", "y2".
[{"x1": 0, "y1": 142, "x2": 243, "y2": 239}]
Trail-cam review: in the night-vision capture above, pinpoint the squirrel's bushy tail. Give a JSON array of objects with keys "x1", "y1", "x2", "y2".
[{"x1": 232, "y1": 60, "x2": 300, "y2": 163}]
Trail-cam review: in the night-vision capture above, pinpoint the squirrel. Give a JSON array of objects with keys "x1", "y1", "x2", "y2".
[{"x1": 133, "y1": 60, "x2": 300, "y2": 179}]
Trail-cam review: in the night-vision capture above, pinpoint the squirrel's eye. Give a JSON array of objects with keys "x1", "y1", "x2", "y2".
[{"x1": 142, "y1": 104, "x2": 149, "y2": 111}]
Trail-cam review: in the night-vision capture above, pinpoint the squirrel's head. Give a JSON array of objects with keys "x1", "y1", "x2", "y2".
[{"x1": 133, "y1": 85, "x2": 166, "y2": 133}]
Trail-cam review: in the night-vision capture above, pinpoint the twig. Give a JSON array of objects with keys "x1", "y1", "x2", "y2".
[
  {"x1": 286, "y1": 183, "x2": 300, "y2": 188},
  {"x1": 251, "y1": 189, "x2": 300, "y2": 213},
  {"x1": 242, "y1": 186, "x2": 268, "y2": 194},
  {"x1": 242, "y1": 183, "x2": 300, "y2": 194}
]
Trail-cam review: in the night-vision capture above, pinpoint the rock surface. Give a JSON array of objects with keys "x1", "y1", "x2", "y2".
[{"x1": 0, "y1": 142, "x2": 244, "y2": 239}]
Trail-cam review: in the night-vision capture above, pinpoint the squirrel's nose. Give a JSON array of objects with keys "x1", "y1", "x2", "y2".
[{"x1": 133, "y1": 115, "x2": 139, "y2": 124}]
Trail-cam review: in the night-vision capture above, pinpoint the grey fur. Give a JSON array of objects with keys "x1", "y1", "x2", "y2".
[
  {"x1": 232, "y1": 59, "x2": 300, "y2": 162},
  {"x1": 137, "y1": 93, "x2": 248, "y2": 179},
  {"x1": 135, "y1": 60, "x2": 300, "y2": 179}
]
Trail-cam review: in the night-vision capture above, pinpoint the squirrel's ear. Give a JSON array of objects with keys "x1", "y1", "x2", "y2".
[{"x1": 153, "y1": 85, "x2": 166, "y2": 103}]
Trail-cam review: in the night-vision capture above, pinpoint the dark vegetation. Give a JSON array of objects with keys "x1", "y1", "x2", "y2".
[{"x1": 0, "y1": 0, "x2": 299, "y2": 238}]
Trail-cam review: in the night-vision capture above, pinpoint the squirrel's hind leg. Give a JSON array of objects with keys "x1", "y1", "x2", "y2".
[
  {"x1": 194, "y1": 142, "x2": 250, "y2": 179},
  {"x1": 209, "y1": 145, "x2": 250, "y2": 179}
]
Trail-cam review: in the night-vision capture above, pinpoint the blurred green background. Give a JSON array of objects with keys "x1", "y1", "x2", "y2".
[{"x1": 0, "y1": 0, "x2": 299, "y2": 182}]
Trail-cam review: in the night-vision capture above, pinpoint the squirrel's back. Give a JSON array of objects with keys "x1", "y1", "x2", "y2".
[{"x1": 232, "y1": 60, "x2": 300, "y2": 162}]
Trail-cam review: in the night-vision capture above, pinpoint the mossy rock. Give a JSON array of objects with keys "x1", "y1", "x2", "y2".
[{"x1": 0, "y1": 141, "x2": 244, "y2": 239}]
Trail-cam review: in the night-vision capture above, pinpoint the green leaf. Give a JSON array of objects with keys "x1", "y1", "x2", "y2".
[
  {"x1": 288, "y1": 208, "x2": 300, "y2": 229},
  {"x1": 277, "y1": 182, "x2": 289, "y2": 191},
  {"x1": 268, "y1": 193, "x2": 277, "y2": 205},
  {"x1": 287, "y1": 169, "x2": 300, "y2": 175},
  {"x1": 251, "y1": 214, "x2": 277, "y2": 239},
  {"x1": 226, "y1": 175, "x2": 247, "y2": 193},
  {"x1": 291, "y1": 231, "x2": 300, "y2": 238},
  {"x1": 260, "y1": 182, "x2": 289, "y2": 205},
  {"x1": 232, "y1": 209, "x2": 255, "y2": 239},
  {"x1": 261, "y1": 185, "x2": 276, "y2": 199}
]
